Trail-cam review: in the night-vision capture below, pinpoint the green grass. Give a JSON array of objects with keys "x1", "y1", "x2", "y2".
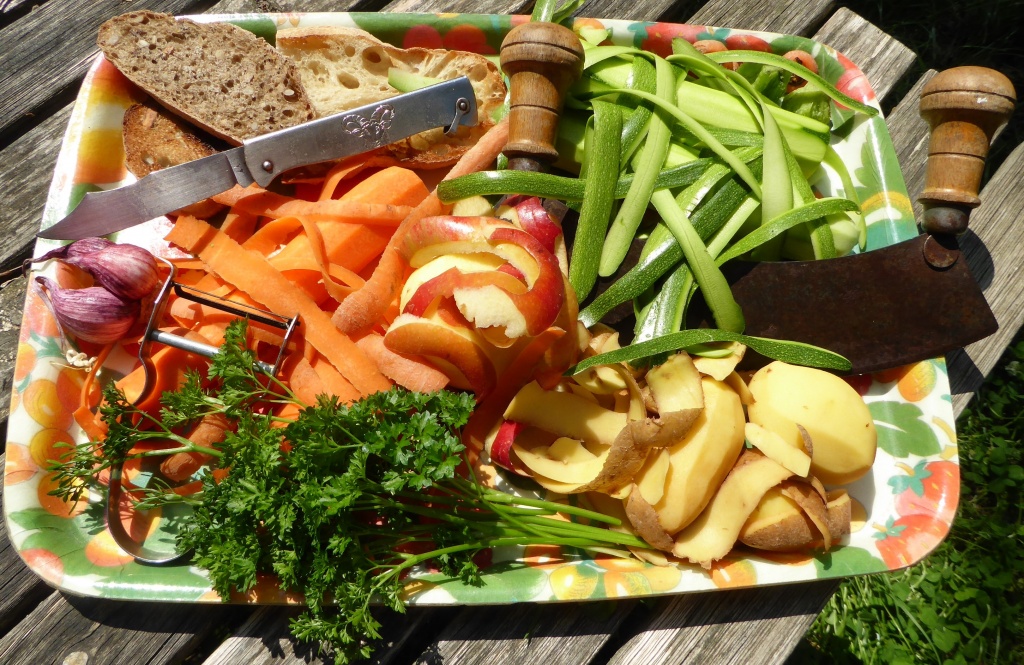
[
  {"x1": 785, "y1": 4, "x2": 1024, "y2": 662},
  {"x1": 791, "y1": 335, "x2": 1024, "y2": 664}
]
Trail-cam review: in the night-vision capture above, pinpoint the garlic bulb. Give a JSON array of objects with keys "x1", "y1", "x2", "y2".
[
  {"x1": 31, "y1": 238, "x2": 160, "y2": 301},
  {"x1": 36, "y1": 276, "x2": 140, "y2": 344},
  {"x1": 69, "y1": 243, "x2": 160, "y2": 301},
  {"x1": 34, "y1": 237, "x2": 114, "y2": 263}
]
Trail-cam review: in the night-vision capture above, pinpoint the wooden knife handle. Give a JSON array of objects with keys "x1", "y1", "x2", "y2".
[
  {"x1": 500, "y1": 22, "x2": 585, "y2": 171},
  {"x1": 918, "y1": 66, "x2": 1015, "y2": 234}
]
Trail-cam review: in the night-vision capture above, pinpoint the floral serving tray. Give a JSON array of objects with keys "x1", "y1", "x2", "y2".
[{"x1": 4, "y1": 12, "x2": 957, "y2": 604}]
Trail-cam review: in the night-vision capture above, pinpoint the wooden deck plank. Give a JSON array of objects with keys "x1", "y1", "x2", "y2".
[
  {"x1": 606, "y1": 582, "x2": 840, "y2": 664},
  {"x1": 813, "y1": 8, "x2": 918, "y2": 104},
  {"x1": 947, "y1": 141, "x2": 1024, "y2": 414},
  {"x1": 0, "y1": 592, "x2": 253, "y2": 665},
  {"x1": 0, "y1": 107, "x2": 69, "y2": 274},
  {"x1": 0, "y1": 452, "x2": 54, "y2": 635},
  {"x1": 688, "y1": 0, "x2": 834, "y2": 35},
  {"x1": 0, "y1": 0, "x2": 211, "y2": 143}
]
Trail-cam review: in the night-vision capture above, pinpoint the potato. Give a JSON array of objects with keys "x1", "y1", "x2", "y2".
[
  {"x1": 645, "y1": 377, "x2": 746, "y2": 534},
  {"x1": 747, "y1": 361, "x2": 877, "y2": 485},
  {"x1": 740, "y1": 486, "x2": 852, "y2": 552},
  {"x1": 646, "y1": 351, "x2": 704, "y2": 411},
  {"x1": 744, "y1": 422, "x2": 812, "y2": 477},
  {"x1": 672, "y1": 450, "x2": 794, "y2": 567},
  {"x1": 504, "y1": 380, "x2": 629, "y2": 447}
]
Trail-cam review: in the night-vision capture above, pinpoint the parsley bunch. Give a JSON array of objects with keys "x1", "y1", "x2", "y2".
[{"x1": 58, "y1": 320, "x2": 649, "y2": 663}]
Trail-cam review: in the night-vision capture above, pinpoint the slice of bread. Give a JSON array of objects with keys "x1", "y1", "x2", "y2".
[
  {"x1": 122, "y1": 100, "x2": 226, "y2": 219},
  {"x1": 122, "y1": 100, "x2": 219, "y2": 178},
  {"x1": 98, "y1": 11, "x2": 315, "y2": 145},
  {"x1": 276, "y1": 26, "x2": 506, "y2": 169}
]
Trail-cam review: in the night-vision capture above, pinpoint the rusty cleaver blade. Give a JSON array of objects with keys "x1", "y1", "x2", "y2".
[{"x1": 693, "y1": 66, "x2": 1016, "y2": 375}]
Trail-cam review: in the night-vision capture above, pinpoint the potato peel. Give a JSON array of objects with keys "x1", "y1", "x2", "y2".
[{"x1": 625, "y1": 485, "x2": 676, "y2": 552}]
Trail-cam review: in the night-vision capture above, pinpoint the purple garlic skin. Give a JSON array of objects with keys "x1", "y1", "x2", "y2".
[
  {"x1": 36, "y1": 276, "x2": 140, "y2": 345},
  {"x1": 34, "y1": 237, "x2": 114, "y2": 263},
  {"x1": 68, "y1": 243, "x2": 161, "y2": 301}
]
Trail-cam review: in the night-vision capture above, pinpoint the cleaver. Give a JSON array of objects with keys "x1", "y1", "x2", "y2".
[
  {"x1": 38, "y1": 77, "x2": 477, "y2": 240},
  {"x1": 689, "y1": 66, "x2": 1016, "y2": 374}
]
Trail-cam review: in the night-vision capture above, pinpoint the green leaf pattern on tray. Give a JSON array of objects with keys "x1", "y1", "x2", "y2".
[{"x1": 4, "y1": 12, "x2": 957, "y2": 606}]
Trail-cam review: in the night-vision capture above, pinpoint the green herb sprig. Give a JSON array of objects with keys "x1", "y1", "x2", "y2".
[{"x1": 55, "y1": 320, "x2": 649, "y2": 663}]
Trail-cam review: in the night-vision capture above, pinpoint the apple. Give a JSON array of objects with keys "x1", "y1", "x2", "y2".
[
  {"x1": 383, "y1": 311, "x2": 498, "y2": 396},
  {"x1": 400, "y1": 215, "x2": 566, "y2": 338}
]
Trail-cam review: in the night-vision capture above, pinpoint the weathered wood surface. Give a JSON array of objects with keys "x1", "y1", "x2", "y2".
[{"x1": 0, "y1": 0, "x2": 1021, "y2": 664}]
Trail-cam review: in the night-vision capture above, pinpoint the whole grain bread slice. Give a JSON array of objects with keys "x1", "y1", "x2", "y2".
[
  {"x1": 276, "y1": 26, "x2": 506, "y2": 169},
  {"x1": 98, "y1": 11, "x2": 315, "y2": 145}
]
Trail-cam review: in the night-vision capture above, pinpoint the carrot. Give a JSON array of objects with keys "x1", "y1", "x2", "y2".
[
  {"x1": 331, "y1": 117, "x2": 510, "y2": 336},
  {"x1": 341, "y1": 166, "x2": 431, "y2": 208},
  {"x1": 160, "y1": 412, "x2": 232, "y2": 482},
  {"x1": 220, "y1": 210, "x2": 258, "y2": 243},
  {"x1": 72, "y1": 342, "x2": 116, "y2": 440},
  {"x1": 354, "y1": 333, "x2": 449, "y2": 393},
  {"x1": 284, "y1": 356, "x2": 327, "y2": 407},
  {"x1": 212, "y1": 183, "x2": 264, "y2": 207},
  {"x1": 230, "y1": 191, "x2": 412, "y2": 226},
  {"x1": 309, "y1": 352, "x2": 361, "y2": 403},
  {"x1": 116, "y1": 330, "x2": 212, "y2": 412},
  {"x1": 165, "y1": 215, "x2": 391, "y2": 397}
]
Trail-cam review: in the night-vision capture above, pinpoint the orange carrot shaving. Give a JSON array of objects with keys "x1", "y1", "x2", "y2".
[
  {"x1": 72, "y1": 342, "x2": 116, "y2": 440},
  {"x1": 212, "y1": 183, "x2": 264, "y2": 207},
  {"x1": 331, "y1": 118, "x2": 510, "y2": 336},
  {"x1": 284, "y1": 356, "x2": 327, "y2": 407},
  {"x1": 165, "y1": 215, "x2": 391, "y2": 397},
  {"x1": 230, "y1": 191, "x2": 412, "y2": 226},
  {"x1": 309, "y1": 352, "x2": 361, "y2": 403},
  {"x1": 160, "y1": 413, "x2": 231, "y2": 482},
  {"x1": 354, "y1": 333, "x2": 449, "y2": 393}
]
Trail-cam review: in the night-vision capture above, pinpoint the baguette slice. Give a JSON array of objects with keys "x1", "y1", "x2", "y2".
[
  {"x1": 277, "y1": 26, "x2": 506, "y2": 169},
  {"x1": 98, "y1": 11, "x2": 315, "y2": 145}
]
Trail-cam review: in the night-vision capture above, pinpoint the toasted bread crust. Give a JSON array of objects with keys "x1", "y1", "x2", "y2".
[
  {"x1": 122, "y1": 101, "x2": 225, "y2": 219},
  {"x1": 98, "y1": 11, "x2": 315, "y2": 145},
  {"x1": 122, "y1": 101, "x2": 218, "y2": 178},
  {"x1": 277, "y1": 26, "x2": 506, "y2": 168}
]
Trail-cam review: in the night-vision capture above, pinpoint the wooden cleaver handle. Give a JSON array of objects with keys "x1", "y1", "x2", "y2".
[
  {"x1": 918, "y1": 66, "x2": 1016, "y2": 234},
  {"x1": 500, "y1": 21, "x2": 585, "y2": 172}
]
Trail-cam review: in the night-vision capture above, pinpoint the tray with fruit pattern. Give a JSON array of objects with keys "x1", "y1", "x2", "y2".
[{"x1": 3, "y1": 12, "x2": 956, "y2": 604}]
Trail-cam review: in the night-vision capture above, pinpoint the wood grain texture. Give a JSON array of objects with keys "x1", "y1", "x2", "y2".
[
  {"x1": 947, "y1": 141, "x2": 1024, "y2": 414},
  {"x1": 432, "y1": 601, "x2": 637, "y2": 665},
  {"x1": 0, "y1": 0, "x2": 209, "y2": 143},
  {"x1": 689, "y1": 0, "x2": 834, "y2": 35},
  {"x1": 814, "y1": 8, "x2": 917, "y2": 104},
  {"x1": 379, "y1": 0, "x2": 530, "y2": 15},
  {"x1": 0, "y1": 452, "x2": 55, "y2": 634},
  {"x1": 576, "y1": 0, "x2": 699, "y2": 22},
  {"x1": 0, "y1": 106, "x2": 69, "y2": 273},
  {"x1": 607, "y1": 582, "x2": 840, "y2": 664},
  {"x1": 0, "y1": 592, "x2": 252, "y2": 665}
]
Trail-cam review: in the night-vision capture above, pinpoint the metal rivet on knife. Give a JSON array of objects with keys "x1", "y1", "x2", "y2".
[{"x1": 262, "y1": 160, "x2": 274, "y2": 173}]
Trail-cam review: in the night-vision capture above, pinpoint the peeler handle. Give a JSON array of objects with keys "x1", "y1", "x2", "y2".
[
  {"x1": 500, "y1": 21, "x2": 585, "y2": 172},
  {"x1": 918, "y1": 66, "x2": 1016, "y2": 235}
]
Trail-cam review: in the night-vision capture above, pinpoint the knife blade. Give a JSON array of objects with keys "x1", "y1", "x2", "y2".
[{"x1": 39, "y1": 76, "x2": 478, "y2": 240}]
